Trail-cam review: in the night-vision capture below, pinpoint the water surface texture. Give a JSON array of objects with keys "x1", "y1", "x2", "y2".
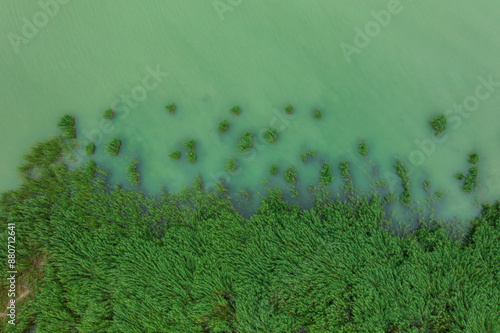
[{"x1": 2, "y1": 1, "x2": 500, "y2": 221}]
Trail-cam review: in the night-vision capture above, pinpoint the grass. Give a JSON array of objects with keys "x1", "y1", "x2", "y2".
[
  {"x1": 269, "y1": 163, "x2": 278, "y2": 175},
  {"x1": 429, "y1": 114, "x2": 447, "y2": 136},
  {"x1": 186, "y1": 150, "x2": 197, "y2": 163},
  {"x1": 57, "y1": 114, "x2": 74, "y2": 129},
  {"x1": 358, "y1": 140, "x2": 368, "y2": 156},
  {"x1": 184, "y1": 140, "x2": 196, "y2": 150},
  {"x1": 384, "y1": 192, "x2": 396, "y2": 203},
  {"x1": 462, "y1": 166, "x2": 478, "y2": 192},
  {"x1": 339, "y1": 161, "x2": 353, "y2": 191},
  {"x1": 284, "y1": 166, "x2": 297, "y2": 184},
  {"x1": 313, "y1": 108, "x2": 322, "y2": 119},
  {"x1": 468, "y1": 153, "x2": 479, "y2": 164},
  {"x1": 237, "y1": 132, "x2": 253, "y2": 152},
  {"x1": 103, "y1": 108, "x2": 114, "y2": 119},
  {"x1": 84, "y1": 142, "x2": 95, "y2": 155},
  {"x1": 231, "y1": 106, "x2": 241, "y2": 115},
  {"x1": 106, "y1": 138, "x2": 121, "y2": 155},
  {"x1": 225, "y1": 158, "x2": 236, "y2": 172},
  {"x1": 393, "y1": 159, "x2": 411, "y2": 204},
  {"x1": 63, "y1": 126, "x2": 76, "y2": 139},
  {"x1": 320, "y1": 162, "x2": 333, "y2": 185},
  {"x1": 169, "y1": 150, "x2": 181, "y2": 160},
  {"x1": 263, "y1": 128, "x2": 278, "y2": 143},
  {"x1": 284, "y1": 104, "x2": 294, "y2": 114},
  {"x1": 218, "y1": 119, "x2": 229, "y2": 133},
  {"x1": 166, "y1": 103, "x2": 176, "y2": 113},
  {"x1": 300, "y1": 153, "x2": 307, "y2": 162},
  {"x1": 127, "y1": 160, "x2": 140, "y2": 185}
]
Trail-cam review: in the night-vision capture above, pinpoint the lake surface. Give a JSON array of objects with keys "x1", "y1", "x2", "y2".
[{"x1": 2, "y1": 0, "x2": 500, "y2": 222}]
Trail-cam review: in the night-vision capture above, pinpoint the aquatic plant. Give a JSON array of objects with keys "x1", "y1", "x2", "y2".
[
  {"x1": 63, "y1": 126, "x2": 76, "y2": 139},
  {"x1": 84, "y1": 142, "x2": 95, "y2": 155},
  {"x1": 106, "y1": 138, "x2": 121, "y2": 155},
  {"x1": 237, "y1": 132, "x2": 253, "y2": 152},
  {"x1": 218, "y1": 119, "x2": 229, "y2": 133},
  {"x1": 313, "y1": 108, "x2": 322, "y2": 119},
  {"x1": 455, "y1": 172, "x2": 465, "y2": 180},
  {"x1": 423, "y1": 179, "x2": 431, "y2": 192},
  {"x1": 468, "y1": 153, "x2": 479, "y2": 164},
  {"x1": 127, "y1": 160, "x2": 140, "y2": 185},
  {"x1": 225, "y1": 158, "x2": 236, "y2": 172},
  {"x1": 358, "y1": 140, "x2": 368, "y2": 156},
  {"x1": 231, "y1": 105, "x2": 241, "y2": 115},
  {"x1": 384, "y1": 192, "x2": 396, "y2": 203},
  {"x1": 300, "y1": 153, "x2": 307, "y2": 162},
  {"x1": 103, "y1": 108, "x2": 114, "y2": 119},
  {"x1": 168, "y1": 150, "x2": 181, "y2": 160},
  {"x1": 284, "y1": 166, "x2": 297, "y2": 184},
  {"x1": 184, "y1": 139, "x2": 196, "y2": 150},
  {"x1": 186, "y1": 150, "x2": 197, "y2": 163},
  {"x1": 263, "y1": 127, "x2": 278, "y2": 143},
  {"x1": 319, "y1": 162, "x2": 333, "y2": 185},
  {"x1": 284, "y1": 104, "x2": 294, "y2": 114},
  {"x1": 462, "y1": 165, "x2": 478, "y2": 192},
  {"x1": 339, "y1": 161, "x2": 353, "y2": 191},
  {"x1": 429, "y1": 113, "x2": 447, "y2": 136},
  {"x1": 393, "y1": 159, "x2": 411, "y2": 204},
  {"x1": 307, "y1": 150, "x2": 316, "y2": 158},
  {"x1": 166, "y1": 103, "x2": 176, "y2": 113},
  {"x1": 57, "y1": 114, "x2": 74, "y2": 129},
  {"x1": 435, "y1": 190, "x2": 445, "y2": 199},
  {"x1": 269, "y1": 163, "x2": 278, "y2": 175}
]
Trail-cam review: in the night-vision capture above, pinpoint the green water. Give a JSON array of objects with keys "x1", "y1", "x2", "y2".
[{"x1": 2, "y1": 0, "x2": 500, "y2": 220}]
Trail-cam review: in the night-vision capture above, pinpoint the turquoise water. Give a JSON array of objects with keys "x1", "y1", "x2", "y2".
[{"x1": 2, "y1": 0, "x2": 500, "y2": 222}]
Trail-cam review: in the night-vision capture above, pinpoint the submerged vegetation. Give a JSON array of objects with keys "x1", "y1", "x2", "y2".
[
  {"x1": 166, "y1": 103, "x2": 176, "y2": 113},
  {"x1": 429, "y1": 113, "x2": 447, "y2": 136},
  {"x1": 230, "y1": 105, "x2": 241, "y2": 115},
  {"x1": 313, "y1": 107, "x2": 322, "y2": 119},
  {"x1": 127, "y1": 159, "x2": 140, "y2": 185},
  {"x1": 394, "y1": 159, "x2": 411, "y2": 204},
  {"x1": 237, "y1": 132, "x2": 253, "y2": 152},
  {"x1": 84, "y1": 142, "x2": 95, "y2": 155},
  {"x1": 269, "y1": 163, "x2": 278, "y2": 175},
  {"x1": 263, "y1": 127, "x2": 278, "y2": 143},
  {"x1": 103, "y1": 108, "x2": 114, "y2": 119},
  {"x1": 224, "y1": 158, "x2": 236, "y2": 172},
  {"x1": 358, "y1": 139, "x2": 368, "y2": 156},
  {"x1": 106, "y1": 138, "x2": 121, "y2": 155},
  {"x1": 1, "y1": 135, "x2": 500, "y2": 332},
  {"x1": 218, "y1": 119, "x2": 229, "y2": 133}
]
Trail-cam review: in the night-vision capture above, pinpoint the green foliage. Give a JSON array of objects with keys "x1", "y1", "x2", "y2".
[
  {"x1": 393, "y1": 159, "x2": 411, "y2": 204},
  {"x1": 183, "y1": 139, "x2": 196, "y2": 150},
  {"x1": 57, "y1": 114, "x2": 74, "y2": 129},
  {"x1": 358, "y1": 139, "x2": 368, "y2": 156},
  {"x1": 218, "y1": 119, "x2": 229, "y2": 133},
  {"x1": 339, "y1": 160, "x2": 353, "y2": 191},
  {"x1": 300, "y1": 152, "x2": 307, "y2": 162},
  {"x1": 307, "y1": 150, "x2": 315, "y2": 158},
  {"x1": 103, "y1": 108, "x2": 114, "y2": 119},
  {"x1": 186, "y1": 149, "x2": 197, "y2": 163},
  {"x1": 313, "y1": 108, "x2": 322, "y2": 119},
  {"x1": 269, "y1": 163, "x2": 278, "y2": 175},
  {"x1": 263, "y1": 127, "x2": 278, "y2": 143},
  {"x1": 231, "y1": 105, "x2": 240, "y2": 115},
  {"x1": 284, "y1": 104, "x2": 294, "y2": 114},
  {"x1": 237, "y1": 132, "x2": 253, "y2": 152},
  {"x1": 468, "y1": 153, "x2": 479, "y2": 164},
  {"x1": 455, "y1": 172, "x2": 465, "y2": 180},
  {"x1": 284, "y1": 166, "x2": 297, "y2": 184},
  {"x1": 127, "y1": 160, "x2": 140, "y2": 185},
  {"x1": 435, "y1": 190, "x2": 445, "y2": 199},
  {"x1": 430, "y1": 113, "x2": 447, "y2": 136},
  {"x1": 319, "y1": 162, "x2": 333, "y2": 185},
  {"x1": 84, "y1": 142, "x2": 95, "y2": 155},
  {"x1": 168, "y1": 150, "x2": 181, "y2": 160},
  {"x1": 106, "y1": 138, "x2": 121, "y2": 155},
  {"x1": 166, "y1": 103, "x2": 176, "y2": 113},
  {"x1": 384, "y1": 192, "x2": 396, "y2": 203},
  {"x1": 423, "y1": 179, "x2": 431, "y2": 192},
  {"x1": 63, "y1": 126, "x2": 76, "y2": 139},
  {"x1": 462, "y1": 166, "x2": 478, "y2": 192},
  {"x1": 225, "y1": 158, "x2": 236, "y2": 172}
]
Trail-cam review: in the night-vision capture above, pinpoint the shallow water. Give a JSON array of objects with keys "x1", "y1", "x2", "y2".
[{"x1": 2, "y1": 0, "x2": 500, "y2": 222}]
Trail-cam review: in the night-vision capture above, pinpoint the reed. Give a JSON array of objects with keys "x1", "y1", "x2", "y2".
[
  {"x1": 218, "y1": 119, "x2": 229, "y2": 133},
  {"x1": 84, "y1": 142, "x2": 95, "y2": 155},
  {"x1": 225, "y1": 158, "x2": 236, "y2": 172},
  {"x1": 106, "y1": 138, "x2": 121, "y2": 155},
  {"x1": 103, "y1": 108, "x2": 114, "y2": 119},
  {"x1": 166, "y1": 103, "x2": 176, "y2": 113},
  {"x1": 429, "y1": 114, "x2": 447, "y2": 136},
  {"x1": 313, "y1": 108, "x2": 322, "y2": 119},
  {"x1": 168, "y1": 150, "x2": 181, "y2": 160},
  {"x1": 263, "y1": 127, "x2": 278, "y2": 143},
  {"x1": 231, "y1": 105, "x2": 241, "y2": 115},
  {"x1": 284, "y1": 104, "x2": 294, "y2": 114},
  {"x1": 237, "y1": 132, "x2": 253, "y2": 152}
]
